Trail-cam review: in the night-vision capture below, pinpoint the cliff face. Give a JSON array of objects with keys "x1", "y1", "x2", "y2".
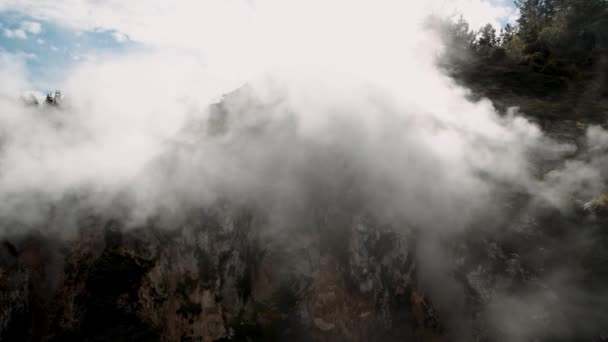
[
  {"x1": 2, "y1": 82, "x2": 608, "y2": 342},
  {"x1": 0, "y1": 203, "x2": 449, "y2": 342},
  {"x1": 2, "y1": 195, "x2": 607, "y2": 342}
]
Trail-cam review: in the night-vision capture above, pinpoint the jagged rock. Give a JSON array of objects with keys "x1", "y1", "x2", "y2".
[
  {"x1": 0, "y1": 190, "x2": 605, "y2": 341},
  {"x1": 583, "y1": 193, "x2": 608, "y2": 217},
  {"x1": 0, "y1": 203, "x2": 447, "y2": 341},
  {"x1": 313, "y1": 317, "x2": 335, "y2": 331}
]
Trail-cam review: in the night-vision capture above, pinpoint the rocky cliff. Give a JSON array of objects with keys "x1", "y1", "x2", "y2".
[
  {"x1": 2, "y1": 84, "x2": 608, "y2": 341},
  {"x1": 2, "y1": 189, "x2": 607, "y2": 341}
]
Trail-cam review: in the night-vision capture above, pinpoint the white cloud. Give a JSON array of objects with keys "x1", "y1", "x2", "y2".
[
  {"x1": 437, "y1": 0, "x2": 519, "y2": 28},
  {"x1": 20, "y1": 20, "x2": 41, "y2": 34},
  {"x1": 112, "y1": 31, "x2": 128, "y2": 43},
  {"x1": 21, "y1": 52, "x2": 37, "y2": 60},
  {"x1": 1, "y1": 0, "x2": 517, "y2": 95},
  {"x1": 2, "y1": 20, "x2": 42, "y2": 39},
  {"x1": 0, "y1": 1, "x2": 517, "y2": 57},
  {"x1": 4, "y1": 28, "x2": 27, "y2": 39}
]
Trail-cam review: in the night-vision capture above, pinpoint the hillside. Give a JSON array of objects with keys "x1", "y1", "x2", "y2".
[
  {"x1": 1, "y1": 80, "x2": 608, "y2": 341},
  {"x1": 1, "y1": 1, "x2": 608, "y2": 341}
]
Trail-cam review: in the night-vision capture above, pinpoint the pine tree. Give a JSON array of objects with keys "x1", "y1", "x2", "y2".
[
  {"x1": 477, "y1": 24, "x2": 498, "y2": 49},
  {"x1": 514, "y1": 0, "x2": 562, "y2": 45},
  {"x1": 499, "y1": 24, "x2": 517, "y2": 46}
]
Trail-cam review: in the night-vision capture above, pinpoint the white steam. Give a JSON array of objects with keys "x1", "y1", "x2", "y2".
[
  {"x1": 0, "y1": 1, "x2": 606, "y2": 340},
  {"x1": 0, "y1": 0, "x2": 538, "y2": 227},
  {"x1": 0, "y1": 0, "x2": 602, "y2": 248}
]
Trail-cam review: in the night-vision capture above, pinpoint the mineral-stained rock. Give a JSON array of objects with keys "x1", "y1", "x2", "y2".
[
  {"x1": 0, "y1": 203, "x2": 448, "y2": 341},
  {"x1": 2, "y1": 194, "x2": 606, "y2": 341}
]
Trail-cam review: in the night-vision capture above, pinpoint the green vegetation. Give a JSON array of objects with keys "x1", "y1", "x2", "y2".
[
  {"x1": 442, "y1": 0, "x2": 608, "y2": 71},
  {"x1": 436, "y1": 0, "x2": 608, "y2": 123}
]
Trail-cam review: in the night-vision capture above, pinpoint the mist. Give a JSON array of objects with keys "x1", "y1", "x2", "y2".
[{"x1": 0, "y1": 0, "x2": 607, "y2": 340}]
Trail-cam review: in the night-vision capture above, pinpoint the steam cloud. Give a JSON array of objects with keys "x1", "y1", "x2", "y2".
[{"x1": 0, "y1": 0, "x2": 606, "y2": 340}]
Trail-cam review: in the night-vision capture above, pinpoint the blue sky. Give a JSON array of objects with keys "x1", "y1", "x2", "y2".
[
  {"x1": 0, "y1": 1, "x2": 517, "y2": 91},
  {"x1": 0, "y1": 10, "x2": 140, "y2": 89}
]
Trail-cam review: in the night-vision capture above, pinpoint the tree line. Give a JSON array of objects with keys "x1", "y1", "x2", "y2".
[{"x1": 438, "y1": 0, "x2": 608, "y2": 77}]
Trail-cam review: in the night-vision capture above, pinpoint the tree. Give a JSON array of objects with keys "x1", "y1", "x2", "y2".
[
  {"x1": 477, "y1": 24, "x2": 498, "y2": 49},
  {"x1": 449, "y1": 16, "x2": 477, "y2": 49},
  {"x1": 512, "y1": 0, "x2": 608, "y2": 66},
  {"x1": 427, "y1": 15, "x2": 477, "y2": 66},
  {"x1": 515, "y1": 0, "x2": 562, "y2": 42},
  {"x1": 499, "y1": 24, "x2": 517, "y2": 46},
  {"x1": 472, "y1": 24, "x2": 503, "y2": 60}
]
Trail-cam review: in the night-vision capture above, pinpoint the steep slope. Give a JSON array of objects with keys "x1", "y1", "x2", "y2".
[{"x1": 1, "y1": 83, "x2": 608, "y2": 341}]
